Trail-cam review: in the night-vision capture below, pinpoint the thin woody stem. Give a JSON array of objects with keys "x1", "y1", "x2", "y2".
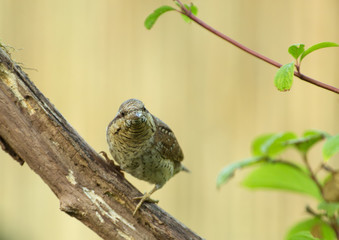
[
  {"x1": 302, "y1": 154, "x2": 339, "y2": 237},
  {"x1": 175, "y1": 0, "x2": 339, "y2": 94},
  {"x1": 302, "y1": 153, "x2": 324, "y2": 198}
]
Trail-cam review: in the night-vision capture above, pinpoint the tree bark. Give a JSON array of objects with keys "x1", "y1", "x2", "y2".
[{"x1": 0, "y1": 47, "x2": 203, "y2": 240}]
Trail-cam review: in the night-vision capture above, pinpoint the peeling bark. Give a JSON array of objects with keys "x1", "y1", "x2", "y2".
[{"x1": 0, "y1": 47, "x2": 203, "y2": 240}]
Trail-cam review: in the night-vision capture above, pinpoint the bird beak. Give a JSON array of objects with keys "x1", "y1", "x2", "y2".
[
  {"x1": 135, "y1": 111, "x2": 143, "y2": 118},
  {"x1": 130, "y1": 110, "x2": 146, "y2": 123},
  {"x1": 130, "y1": 110, "x2": 143, "y2": 120}
]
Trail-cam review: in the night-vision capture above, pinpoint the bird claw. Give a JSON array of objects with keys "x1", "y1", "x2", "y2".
[
  {"x1": 132, "y1": 189, "x2": 160, "y2": 216},
  {"x1": 99, "y1": 151, "x2": 124, "y2": 176},
  {"x1": 99, "y1": 151, "x2": 113, "y2": 162},
  {"x1": 133, "y1": 196, "x2": 159, "y2": 216}
]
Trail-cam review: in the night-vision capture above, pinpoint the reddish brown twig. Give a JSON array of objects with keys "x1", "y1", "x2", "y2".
[{"x1": 175, "y1": 0, "x2": 339, "y2": 94}]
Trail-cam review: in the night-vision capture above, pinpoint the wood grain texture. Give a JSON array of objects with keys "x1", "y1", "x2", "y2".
[{"x1": 0, "y1": 47, "x2": 203, "y2": 240}]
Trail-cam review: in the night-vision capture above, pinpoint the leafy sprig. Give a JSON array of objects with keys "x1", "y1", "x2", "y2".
[
  {"x1": 217, "y1": 130, "x2": 339, "y2": 238},
  {"x1": 275, "y1": 42, "x2": 339, "y2": 91}
]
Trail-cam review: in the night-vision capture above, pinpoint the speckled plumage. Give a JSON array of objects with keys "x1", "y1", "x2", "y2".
[{"x1": 106, "y1": 99, "x2": 188, "y2": 215}]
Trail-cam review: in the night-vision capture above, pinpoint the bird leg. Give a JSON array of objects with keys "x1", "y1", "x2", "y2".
[
  {"x1": 134, "y1": 195, "x2": 159, "y2": 203},
  {"x1": 133, "y1": 184, "x2": 160, "y2": 216}
]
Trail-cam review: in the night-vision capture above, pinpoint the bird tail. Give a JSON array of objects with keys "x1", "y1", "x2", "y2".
[{"x1": 181, "y1": 165, "x2": 190, "y2": 173}]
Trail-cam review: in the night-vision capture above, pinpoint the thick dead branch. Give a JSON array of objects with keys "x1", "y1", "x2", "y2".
[{"x1": 0, "y1": 47, "x2": 203, "y2": 240}]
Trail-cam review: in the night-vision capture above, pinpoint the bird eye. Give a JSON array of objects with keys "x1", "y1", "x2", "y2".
[
  {"x1": 142, "y1": 107, "x2": 146, "y2": 111},
  {"x1": 120, "y1": 111, "x2": 125, "y2": 117}
]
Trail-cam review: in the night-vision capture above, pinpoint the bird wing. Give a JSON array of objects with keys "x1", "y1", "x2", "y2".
[{"x1": 152, "y1": 115, "x2": 184, "y2": 162}]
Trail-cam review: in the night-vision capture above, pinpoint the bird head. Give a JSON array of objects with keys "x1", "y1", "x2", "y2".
[{"x1": 110, "y1": 99, "x2": 154, "y2": 135}]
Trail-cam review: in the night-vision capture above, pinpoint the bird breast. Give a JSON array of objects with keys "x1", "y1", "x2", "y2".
[{"x1": 107, "y1": 119, "x2": 153, "y2": 160}]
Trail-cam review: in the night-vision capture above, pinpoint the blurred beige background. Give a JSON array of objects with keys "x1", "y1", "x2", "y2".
[{"x1": 1, "y1": 0, "x2": 339, "y2": 239}]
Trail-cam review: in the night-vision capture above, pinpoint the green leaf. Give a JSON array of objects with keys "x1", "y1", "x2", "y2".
[
  {"x1": 274, "y1": 62, "x2": 295, "y2": 91},
  {"x1": 242, "y1": 163, "x2": 322, "y2": 200},
  {"x1": 318, "y1": 202, "x2": 339, "y2": 217},
  {"x1": 287, "y1": 231, "x2": 319, "y2": 240},
  {"x1": 285, "y1": 218, "x2": 336, "y2": 240},
  {"x1": 260, "y1": 132, "x2": 297, "y2": 157},
  {"x1": 181, "y1": 14, "x2": 191, "y2": 23},
  {"x1": 300, "y1": 42, "x2": 339, "y2": 62},
  {"x1": 190, "y1": 4, "x2": 198, "y2": 15},
  {"x1": 181, "y1": 3, "x2": 198, "y2": 23},
  {"x1": 288, "y1": 44, "x2": 305, "y2": 60},
  {"x1": 174, "y1": 1, "x2": 181, "y2": 8},
  {"x1": 323, "y1": 134, "x2": 339, "y2": 162},
  {"x1": 216, "y1": 156, "x2": 265, "y2": 188},
  {"x1": 298, "y1": 130, "x2": 327, "y2": 153},
  {"x1": 144, "y1": 6, "x2": 175, "y2": 30},
  {"x1": 285, "y1": 130, "x2": 327, "y2": 154},
  {"x1": 251, "y1": 133, "x2": 275, "y2": 156}
]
